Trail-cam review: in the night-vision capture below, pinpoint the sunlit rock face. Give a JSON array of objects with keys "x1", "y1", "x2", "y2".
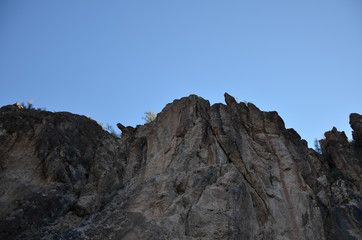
[{"x1": 0, "y1": 95, "x2": 361, "y2": 240}]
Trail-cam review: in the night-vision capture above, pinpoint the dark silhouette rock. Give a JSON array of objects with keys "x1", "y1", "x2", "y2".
[
  {"x1": 350, "y1": 113, "x2": 362, "y2": 147},
  {"x1": 0, "y1": 106, "x2": 124, "y2": 239},
  {"x1": 117, "y1": 123, "x2": 135, "y2": 137}
]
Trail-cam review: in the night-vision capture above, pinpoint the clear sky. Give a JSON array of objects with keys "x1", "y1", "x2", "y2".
[{"x1": 1, "y1": 0, "x2": 361, "y2": 147}]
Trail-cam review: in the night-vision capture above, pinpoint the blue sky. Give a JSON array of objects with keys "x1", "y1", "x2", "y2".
[{"x1": 1, "y1": 0, "x2": 361, "y2": 147}]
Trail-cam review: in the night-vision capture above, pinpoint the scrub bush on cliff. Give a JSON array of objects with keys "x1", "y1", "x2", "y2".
[{"x1": 143, "y1": 111, "x2": 156, "y2": 123}]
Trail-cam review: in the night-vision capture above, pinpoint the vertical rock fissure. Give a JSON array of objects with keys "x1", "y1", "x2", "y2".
[
  {"x1": 291, "y1": 157, "x2": 307, "y2": 191},
  {"x1": 1, "y1": 97, "x2": 361, "y2": 239},
  {"x1": 184, "y1": 204, "x2": 192, "y2": 236},
  {"x1": 0, "y1": 131, "x2": 20, "y2": 160},
  {"x1": 264, "y1": 132, "x2": 302, "y2": 240},
  {"x1": 206, "y1": 123, "x2": 272, "y2": 224}
]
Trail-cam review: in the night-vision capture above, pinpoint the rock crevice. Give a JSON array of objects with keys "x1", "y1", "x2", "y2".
[{"x1": 0, "y1": 95, "x2": 361, "y2": 240}]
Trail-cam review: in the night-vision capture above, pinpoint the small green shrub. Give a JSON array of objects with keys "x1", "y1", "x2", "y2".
[
  {"x1": 314, "y1": 138, "x2": 322, "y2": 154},
  {"x1": 67, "y1": 145, "x2": 76, "y2": 157},
  {"x1": 19, "y1": 100, "x2": 46, "y2": 111},
  {"x1": 328, "y1": 168, "x2": 343, "y2": 181},
  {"x1": 81, "y1": 156, "x2": 92, "y2": 168},
  {"x1": 143, "y1": 111, "x2": 156, "y2": 123},
  {"x1": 116, "y1": 182, "x2": 125, "y2": 190},
  {"x1": 27, "y1": 100, "x2": 33, "y2": 109},
  {"x1": 350, "y1": 140, "x2": 362, "y2": 161},
  {"x1": 106, "y1": 124, "x2": 121, "y2": 138}
]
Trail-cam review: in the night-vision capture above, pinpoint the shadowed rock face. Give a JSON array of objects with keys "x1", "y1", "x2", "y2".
[
  {"x1": 0, "y1": 105, "x2": 125, "y2": 239},
  {"x1": 350, "y1": 113, "x2": 362, "y2": 148},
  {"x1": 0, "y1": 95, "x2": 361, "y2": 240}
]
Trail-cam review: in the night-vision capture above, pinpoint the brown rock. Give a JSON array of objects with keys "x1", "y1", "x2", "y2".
[
  {"x1": 0, "y1": 94, "x2": 361, "y2": 240},
  {"x1": 117, "y1": 123, "x2": 135, "y2": 137},
  {"x1": 350, "y1": 113, "x2": 362, "y2": 147},
  {"x1": 319, "y1": 126, "x2": 361, "y2": 188},
  {"x1": 0, "y1": 107, "x2": 124, "y2": 239},
  {"x1": 224, "y1": 92, "x2": 237, "y2": 106}
]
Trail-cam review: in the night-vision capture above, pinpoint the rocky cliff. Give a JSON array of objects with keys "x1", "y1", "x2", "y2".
[{"x1": 0, "y1": 94, "x2": 361, "y2": 240}]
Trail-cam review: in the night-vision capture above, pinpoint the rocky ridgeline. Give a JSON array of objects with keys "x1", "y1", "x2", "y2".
[{"x1": 0, "y1": 94, "x2": 361, "y2": 240}]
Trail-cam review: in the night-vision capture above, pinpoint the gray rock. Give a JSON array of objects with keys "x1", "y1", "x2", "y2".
[{"x1": 0, "y1": 95, "x2": 361, "y2": 240}]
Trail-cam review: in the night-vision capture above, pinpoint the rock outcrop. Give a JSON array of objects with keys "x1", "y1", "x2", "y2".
[
  {"x1": 0, "y1": 95, "x2": 361, "y2": 240},
  {"x1": 350, "y1": 113, "x2": 362, "y2": 147},
  {"x1": 0, "y1": 105, "x2": 124, "y2": 239}
]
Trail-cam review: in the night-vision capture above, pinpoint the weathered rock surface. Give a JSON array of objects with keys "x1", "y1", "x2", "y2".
[
  {"x1": 0, "y1": 105, "x2": 124, "y2": 239},
  {"x1": 0, "y1": 95, "x2": 361, "y2": 239},
  {"x1": 350, "y1": 113, "x2": 362, "y2": 147}
]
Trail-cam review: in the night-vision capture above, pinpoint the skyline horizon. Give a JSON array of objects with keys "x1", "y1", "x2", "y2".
[
  {"x1": 1, "y1": 1, "x2": 361, "y2": 149},
  {"x1": 2, "y1": 92, "x2": 357, "y2": 148}
]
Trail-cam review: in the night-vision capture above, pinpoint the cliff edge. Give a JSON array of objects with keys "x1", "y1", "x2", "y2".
[{"x1": 0, "y1": 94, "x2": 361, "y2": 239}]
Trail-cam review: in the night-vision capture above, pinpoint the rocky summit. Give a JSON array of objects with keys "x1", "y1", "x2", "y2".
[{"x1": 0, "y1": 94, "x2": 361, "y2": 240}]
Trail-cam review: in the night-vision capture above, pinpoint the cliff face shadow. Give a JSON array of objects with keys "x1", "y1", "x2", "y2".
[{"x1": 0, "y1": 94, "x2": 361, "y2": 240}]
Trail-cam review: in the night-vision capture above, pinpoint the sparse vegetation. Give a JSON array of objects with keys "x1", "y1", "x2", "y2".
[
  {"x1": 350, "y1": 139, "x2": 362, "y2": 161},
  {"x1": 67, "y1": 145, "x2": 76, "y2": 157},
  {"x1": 314, "y1": 138, "x2": 322, "y2": 154},
  {"x1": 81, "y1": 156, "x2": 92, "y2": 169},
  {"x1": 27, "y1": 100, "x2": 33, "y2": 109},
  {"x1": 116, "y1": 182, "x2": 125, "y2": 190},
  {"x1": 19, "y1": 100, "x2": 46, "y2": 111},
  {"x1": 85, "y1": 116, "x2": 121, "y2": 138},
  {"x1": 328, "y1": 168, "x2": 344, "y2": 181},
  {"x1": 143, "y1": 111, "x2": 156, "y2": 123},
  {"x1": 106, "y1": 124, "x2": 121, "y2": 138},
  {"x1": 242, "y1": 100, "x2": 253, "y2": 106},
  {"x1": 20, "y1": 101, "x2": 30, "y2": 109}
]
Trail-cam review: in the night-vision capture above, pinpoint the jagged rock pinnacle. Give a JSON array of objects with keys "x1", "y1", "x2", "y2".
[{"x1": 0, "y1": 96, "x2": 361, "y2": 239}]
